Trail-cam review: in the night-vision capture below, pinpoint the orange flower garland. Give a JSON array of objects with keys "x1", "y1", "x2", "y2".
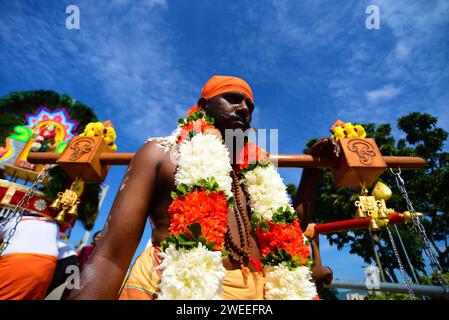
[
  {"x1": 236, "y1": 141, "x2": 269, "y2": 171},
  {"x1": 255, "y1": 220, "x2": 311, "y2": 265},
  {"x1": 168, "y1": 189, "x2": 228, "y2": 250},
  {"x1": 177, "y1": 119, "x2": 221, "y2": 144}
]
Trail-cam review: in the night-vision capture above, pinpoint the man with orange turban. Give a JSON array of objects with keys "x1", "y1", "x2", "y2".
[{"x1": 67, "y1": 75, "x2": 332, "y2": 300}]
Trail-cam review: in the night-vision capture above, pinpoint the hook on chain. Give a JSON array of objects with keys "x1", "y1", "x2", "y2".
[
  {"x1": 389, "y1": 167, "x2": 401, "y2": 176},
  {"x1": 390, "y1": 167, "x2": 405, "y2": 187}
]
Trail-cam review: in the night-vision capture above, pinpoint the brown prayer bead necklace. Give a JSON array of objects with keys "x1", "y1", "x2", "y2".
[{"x1": 225, "y1": 170, "x2": 253, "y2": 266}]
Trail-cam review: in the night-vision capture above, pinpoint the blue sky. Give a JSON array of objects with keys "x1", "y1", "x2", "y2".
[{"x1": 1, "y1": 0, "x2": 448, "y2": 284}]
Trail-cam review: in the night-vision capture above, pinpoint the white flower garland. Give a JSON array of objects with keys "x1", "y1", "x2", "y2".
[
  {"x1": 242, "y1": 164, "x2": 317, "y2": 300},
  {"x1": 157, "y1": 243, "x2": 226, "y2": 300},
  {"x1": 264, "y1": 263, "x2": 317, "y2": 300},
  {"x1": 157, "y1": 130, "x2": 230, "y2": 300},
  {"x1": 176, "y1": 133, "x2": 233, "y2": 198},
  {"x1": 241, "y1": 165, "x2": 293, "y2": 220}
]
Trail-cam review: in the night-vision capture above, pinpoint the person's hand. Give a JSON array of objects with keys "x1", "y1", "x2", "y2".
[
  {"x1": 311, "y1": 265, "x2": 333, "y2": 293},
  {"x1": 304, "y1": 223, "x2": 317, "y2": 241},
  {"x1": 308, "y1": 137, "x2": 339, "y2": 159}
]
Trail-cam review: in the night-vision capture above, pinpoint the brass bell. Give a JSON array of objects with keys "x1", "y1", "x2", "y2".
[
  {"x1": 67, "y1": 203, "x2": 78, "y2": 217},
  {"x1": 356, "y1": 207, "x2": 367, "y2": 218},
  {"x1": 50, "y1": 197, "x2": 62, "y2": 210},
  {"x1": 369, "y1": 218, "x2": 380, "y2": 232},
  {"x1": 377, "y1": 208, "x2": 388, "y2": 219},
  {"x1": 55, "y1": 208, "x2": 67, "y2": 224}
]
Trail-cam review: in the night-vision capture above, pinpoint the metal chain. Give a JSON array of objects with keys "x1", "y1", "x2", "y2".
[
  {"x1": 0, "y1": 209, "x2": 13, "y2": 230},
  {"x1": 390, "y1": 168, "x2": 449, "y2": 296},
  {"x1": 393, "y1": 224, "x2": 420, "y2": 285},
  {"x1": 386, "y1": 226, "x2": 416, "y2": 299},
  {"x1": 0, "y1": 167, "x2": 49, "y2": 255}
]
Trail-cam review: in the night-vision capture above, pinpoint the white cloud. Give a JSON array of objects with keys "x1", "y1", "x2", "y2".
[
  {"x1": 365, "y1": 85, "x2": 400, "y2": 104},
  {"x1": 0, "y1": 0, "x2": 195, "y2": 146},
  {"x1": 325, "y1": 1, "x2": 449, "y2": 129},
  {"x1": 394, "y1": 41, "x2": 410, "y2": 60}
]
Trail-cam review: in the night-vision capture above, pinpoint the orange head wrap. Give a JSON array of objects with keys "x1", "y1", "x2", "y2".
[{"x1": 187, "y1": 75, "x2": 254, "y2": 116}]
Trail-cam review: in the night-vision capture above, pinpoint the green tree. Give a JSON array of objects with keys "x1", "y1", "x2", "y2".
[
  {"x1": 288, "y1": 113, "x2": 449, "y2": 285},
  {"x1": 0, "y1": 90, "x2": 101, "y2": 230}
]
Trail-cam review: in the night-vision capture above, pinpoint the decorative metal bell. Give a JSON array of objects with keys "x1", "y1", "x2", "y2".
[
  {"x1": 356, "y1": 207, "x2": 367, "y2": 218},
  {"x1": 50, "y1": 197, "x2": 62, "y2": 210},
  {"x1": 369, "y1": 218, "x2": 380, "y2": 232},
  {"x1": 55, "y1": 208, "x2": 67, "y2": 224},
  {"x1": 67, "y1": 203, "x2": 78, "y2": 217},
  {"x1": 377, "y1": 207, "x2": 388, "y2": 219}
]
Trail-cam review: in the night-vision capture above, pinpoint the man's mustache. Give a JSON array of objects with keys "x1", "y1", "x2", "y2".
[{"x1": 229, "y1": 114, "x2": 250, "y2": 127}]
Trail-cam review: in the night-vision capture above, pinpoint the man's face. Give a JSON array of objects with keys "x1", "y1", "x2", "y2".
[{"x1": 202, "y1": 91, "x2": 254, "y2": 132}]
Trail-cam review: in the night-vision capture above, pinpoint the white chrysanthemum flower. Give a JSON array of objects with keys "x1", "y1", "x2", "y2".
[
  {"x1": 176, "y1": 133, "x2": 233, "y2": 197},
  {"x1": 264, "y1": 264, "x2": 317, "y2": 300},
  {"x1": 157, "y1": 243, "x2": 227, "y2": 300},
  {"x1": 241, "y1": 165, "x2": 292, "y2": 220}
]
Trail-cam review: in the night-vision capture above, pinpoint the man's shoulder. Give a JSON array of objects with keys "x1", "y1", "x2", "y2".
[{"x1": 133, "y1": 139, "x2": 173, "y2": 166}]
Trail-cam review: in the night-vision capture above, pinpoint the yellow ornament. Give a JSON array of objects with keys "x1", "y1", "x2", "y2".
[
  {"x1": 354, "y1": 125, "x2": 366, "y2": 139},
  {"x1": 85, "y1": 123, "x2": 96, "y2": 133},
  {"x1": 104, "y1": 137, "x2": 113, "y2": 145},
  {"x1": 93, "y1": 122, "x2": 104, "y2": 136},
  {"x1": 82, "y1": 121, "x2": 117, "y2": 151},
  {"x1": 347, "y1": 130, "x2": 358, "y2": 139},
  {"x1": 372, "y1": 181, "x2": 392, "y2": 201},
  {"x1": 109, "y1": 143, "x2": 117, "y2": 152},
  {"x1": 343, "y1": 123, "x2": 356, "y2": 137},
  {"x1": 334, "y1": 127, "x2": 346, "y2": 141},
  {"x1": 104, "y1": 127, "x2": 116, "y2": 141}
]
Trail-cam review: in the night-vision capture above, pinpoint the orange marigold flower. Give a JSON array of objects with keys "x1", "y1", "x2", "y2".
[
  {"x1": 168, "y1": 189, "x2": 228, "y2": 250},
  {"x1": 255, "y1": 220, "x2": 311, "y2": 264},
  {"x1": 177, "y1": 119, "x2": 221, "y2": 144},
  {"x1": 236, "y1": 141, "x2": 269, "y2": 171}
]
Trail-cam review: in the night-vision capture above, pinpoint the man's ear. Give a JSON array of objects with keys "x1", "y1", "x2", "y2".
[{"x1": 197, "y1": 97, "x2": 208, "y2": 111}]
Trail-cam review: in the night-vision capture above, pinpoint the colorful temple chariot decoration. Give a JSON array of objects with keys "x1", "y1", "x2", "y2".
[
  {"x1": 0, "y1": 107, "x2": 79, "y2": 179},
  {"x1": 0, "y1": 107, "x2": 80, "y2": 231}
]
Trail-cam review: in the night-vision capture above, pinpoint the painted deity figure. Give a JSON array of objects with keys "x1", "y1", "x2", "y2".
[{"x1": 30, "y1": 124, "x2": 57, "y2": 152}]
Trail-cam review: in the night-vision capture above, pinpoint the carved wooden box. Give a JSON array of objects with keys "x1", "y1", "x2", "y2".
[
  {"x1": 56, "y1": 136, "x2": 110, "y2": 182},
  {"x1": 331, "y1": 138, "x2": 387, "y2": 187}
]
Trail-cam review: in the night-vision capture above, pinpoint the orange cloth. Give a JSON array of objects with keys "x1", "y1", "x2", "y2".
[
  {"x1": 220, "y1": 269, "x2": 264, "y2": 300},
  {"x1": 119, "y1": 245, "x2": 264, "y2": 300},
  {"x1": 118, "y1": 246, "x2": 162, "y2": 300},
  {"x1": 0, "y1": 253, "x2": 57, "y2": 300},
  {"x1": 187, "y1": 75, "x2": 254, "y2": 116}
]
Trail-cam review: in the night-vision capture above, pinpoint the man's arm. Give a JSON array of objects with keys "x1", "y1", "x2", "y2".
[
  {"x1": 293, "y1": 138, "x2": 337, "y2": 293},
  {"x1": 67, "y1": 141, "x2": 163, "y2": 300},
  {"x1": 293, "y1": 137, "x2": 337, "y2": 229},
  {"x1": 293, "y1": 168, "x2": 321, "y2": 231}
]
